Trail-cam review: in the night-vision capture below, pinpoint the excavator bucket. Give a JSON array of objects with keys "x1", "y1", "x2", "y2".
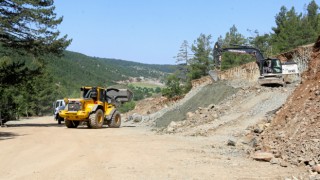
[{"x1": 209, "y1": 70, "x2": 219, "y2": 81}]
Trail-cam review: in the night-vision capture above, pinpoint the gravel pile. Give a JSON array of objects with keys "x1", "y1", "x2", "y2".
[{"x1": 154, "y1": 81, "x2": 238, "y2": 128}]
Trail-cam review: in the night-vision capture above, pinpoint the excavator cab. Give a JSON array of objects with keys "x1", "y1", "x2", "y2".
[
  {"x1": 259, "y1": 58, "x2": 284, "y2": 86},
  {"x1": 262, "y1": 59, "x2": 282, "y2": 74}
]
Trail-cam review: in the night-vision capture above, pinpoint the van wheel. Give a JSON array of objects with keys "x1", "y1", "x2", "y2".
[
  {"x1": 89, "y1": 109, "x2": 104, "y2": 129},
  {"x1": 108, "y1": 111, "x2": 121, "y2": 128},
  {"x1": 58, "y1": 115, "x2": 64, "y2": 124}
]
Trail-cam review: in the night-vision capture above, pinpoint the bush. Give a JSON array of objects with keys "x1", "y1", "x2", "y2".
[
  {"x1": 161, "y1": 74, "x2": 183, "y2": 98},
  {"x1": 118, "y1": 101, "x2": 136, "y2": 113}
]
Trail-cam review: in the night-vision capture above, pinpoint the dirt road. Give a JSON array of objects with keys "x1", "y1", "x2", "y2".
[{"x1": 0, "y1": 116, "x2": 306, "y2": 180}]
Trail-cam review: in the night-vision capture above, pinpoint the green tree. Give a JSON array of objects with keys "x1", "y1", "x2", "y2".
[
  {"x1": 300, "y1": 0, "x2": 319, "y2": 44},
  {"x1": 0, "y1": 1, "x2": 70, "y2": 121},
  {"x1": 174, "y1": 40, "x2": 191, "y2": 64},
  {"x1": 219, "y1": 25, "x2": 252, "y2": 70},
  {"x1": 189, "y1": 33, "x2": 212, "y2": 79},
  {"x1": 28, "y1": 71, "x2": 60, "y2": 115},
  {"x1": 248, "y1": 30, "x2": 272, "y2": 57},
  {"x1": 271, "y1": 7, "x2": 302, "y2": 53},
  {"x1": 118, "y1": 101, "x2": 136, "y2": 113},
  {"x1": 272, "y1": 6, "x2": 288, "y2": 35},
  {"x1": 155, "y1": 87, "x2": 161, "y2": 93},
  {"x1": 306, "y1": 0, "x2": 320, "y2": 31},
  {"x1": 162, "y1": 74, "x2": 183, "y2": 98},
  {"x1": 223, "y1": 25, "x2": 247, "y2": 46},
  {"x1": 270, "y1": 2, "x2": 320, "y2": 53},
  {"x1": 0, "y1": 54, "x2": 40, "y2": 87},
  {"x1": 0, "y1": 0, "x2": 71, "y2": 56}
]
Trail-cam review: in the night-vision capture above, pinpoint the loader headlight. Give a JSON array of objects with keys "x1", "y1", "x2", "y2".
[{"x1": 67, "y1": 101, "x2": 82, "y2": 111}]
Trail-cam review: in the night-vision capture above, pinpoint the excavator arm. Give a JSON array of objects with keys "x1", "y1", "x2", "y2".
[{"x1": 213, "y1": 42, "x2": 264, "y2": 75}]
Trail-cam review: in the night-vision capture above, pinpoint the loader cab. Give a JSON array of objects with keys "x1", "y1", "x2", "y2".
[
  {"x1": 82, "y1": 87, "x2": 98, "y2": 101},
  {"x1": 262, "y1": 58, "x2": 282, "y2": 75},
  {"x1": 81, "y1": 87, "x2": 106, "y2": 102}
]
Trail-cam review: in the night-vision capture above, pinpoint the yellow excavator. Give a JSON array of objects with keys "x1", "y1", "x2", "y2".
[{"x1": 209, "y1": 42, "x2": 285, "y2": 86}]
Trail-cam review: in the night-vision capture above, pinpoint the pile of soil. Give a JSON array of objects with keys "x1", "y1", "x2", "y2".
[
  {"x1": 126, "y1": 96, "x2": 171, "y2": 116},
  {"x1": 260, "y1": 37, "x2": 320, "y2": 167},
  {"x1": 154, "y1": 81, "x2": 238, "y2": 128},
  {"x1": 161, "y1": 84, "x2": 295, "y2": 160}
]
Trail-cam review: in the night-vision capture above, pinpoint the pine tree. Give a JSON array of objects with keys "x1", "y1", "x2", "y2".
[
  {"x1": 307, "y1": 0, "x2": 320, "y2": 30},
  {"x1": 0, "y1": 0, "x2": 70, "y2": 120},
  {"x1": 272, "y1": 6, "x2": 288, "y2": 35},
  {"x1": 219, "y1": 25, "x2": 251, "y2": 70},
  {"x1": 0, "y1": 0, "x2": 71, "y2": 56},
  {"x1": 161, "y1": 74, "x2": 183, "y2": 98},
  {"x1": 189, "y1": 33, "x2": 212, "y2": 79},
  {"x1": 302, "y1": 0, "x2": 319, "y2": 43},
  {"x1": 248, "y1": 30, "x2": 272, "y2": 57},
  {"x1": 271, "y1": 1, "x2": 320, "y2": 53},
  {"x1": 271, "y1": 7, "x2": 302, "y2": 53},
  {"x1": 174, "y1": 40, "x2": 191, "y2": 65}
]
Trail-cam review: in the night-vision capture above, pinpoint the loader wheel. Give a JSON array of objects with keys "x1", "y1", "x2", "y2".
[
  {"x1": 65, "y1": 120, "x2": 79, "y2": 128},
  {"x1": 89, "y1": 109, "x2": 104, "y2": 129},
  {"x1": 108, "y1": 111, "x2": 121, "y2": 128}
]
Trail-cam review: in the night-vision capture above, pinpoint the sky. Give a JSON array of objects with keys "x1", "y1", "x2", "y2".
[{"x1": 54, "y1": 0, "x2": 316, "y2": 65}]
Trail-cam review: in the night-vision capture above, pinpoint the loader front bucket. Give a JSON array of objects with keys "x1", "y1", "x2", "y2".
[{"x1": 209, "y1": 70, "x2": 219, "y2": 81}]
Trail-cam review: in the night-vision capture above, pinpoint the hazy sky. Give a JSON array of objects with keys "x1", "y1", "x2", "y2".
[{"x1": 55, "y1": 0, "x2": 315, "y2": 64}]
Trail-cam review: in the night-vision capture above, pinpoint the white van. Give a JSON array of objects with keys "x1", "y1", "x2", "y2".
[{"x1": 53, "y1": 99, "x2": 65, "y2": 124}]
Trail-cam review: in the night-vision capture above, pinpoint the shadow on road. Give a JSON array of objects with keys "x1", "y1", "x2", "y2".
[
  {"x1": 122, "y1": 125, "x2": 137, "y2": 128},
  {"x1": 5, "y1": 123, "x2": 64, "y2": 128},
  {"x1": 0, "y1": 132, "x2": 22, "y2": 140},
  {"x1": 76, "y1": 125, "x2": 137, "y2": 129},
  {"x1": 3, "y1": 121, "x2": 136, "y2": 129}
]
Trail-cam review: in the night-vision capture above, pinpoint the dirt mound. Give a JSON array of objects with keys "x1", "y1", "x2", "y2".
[
  {"x1": 127, "y1": 96, "x2": 173, "y2": 116},
  {"x1": 124, "y1": 76, "x2": 213, "y2": 118},
  {"x1": 163, "y1": 85, "x2": 293, "y2": 140},
  {"x1": 154, "y1": 81, "x2": 238, "y2": 128},
  {"x1": 260, "y1": 37, "x2": 320, "y2": 168}
]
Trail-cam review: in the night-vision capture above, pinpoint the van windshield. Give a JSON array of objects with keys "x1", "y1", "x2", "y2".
[{"x1": 55, "y1": 101, "x2": 60, "y2": 108}]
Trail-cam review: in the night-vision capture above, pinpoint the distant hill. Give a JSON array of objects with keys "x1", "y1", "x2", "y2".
[{"x1": 46, "y1": 50, "x2": 176, "y2": 96}]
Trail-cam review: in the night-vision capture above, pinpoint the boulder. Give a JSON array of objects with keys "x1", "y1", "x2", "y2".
[
  {"x1": 227, "y1": 139, "x2": 236, "y2": 146},
  {"x1": 130, "y1": 113, "x2": 142, "y2": 123},
  {"x1": 208, "y1": 104, "x2": 215, "y2": 109},
  {"x1": 313, "y1": 164, "x2": 320, "y2": 173},
  {"x1": 270, "y1": 158, "x2": 281, "y2": 165},
  {"x1": 186, "y1": 112, "x2": 194, "y2": 118},
  {"x1": 252, "y1": 151, "x2": 274, "y2": 162},
  {"x1": 166, "y1": 121, "x2": 177, "y2": 133}
]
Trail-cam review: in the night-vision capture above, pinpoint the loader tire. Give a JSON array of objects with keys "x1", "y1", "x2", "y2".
[
  {"x1": 65, "y1": 120, "x2": 79, "y2": 128},
  {"x1": 89, "y1": 109, "x2": 104, "y2": 129},
  {"x1": 108, "y1": 111, "x2": 121, "y2": 128}
]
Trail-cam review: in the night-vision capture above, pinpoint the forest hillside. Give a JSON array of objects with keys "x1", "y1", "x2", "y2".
[{"x1": 46, "y1": 50, "x2": 176, "y2": 97}]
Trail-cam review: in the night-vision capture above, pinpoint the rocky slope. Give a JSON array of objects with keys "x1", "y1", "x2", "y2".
[
  {"x1": 124, "y1": 40, "x2": 319, "y2": 178},
  {"x1": 259, "y1": 37, "x2": 320, "y2": 173}
]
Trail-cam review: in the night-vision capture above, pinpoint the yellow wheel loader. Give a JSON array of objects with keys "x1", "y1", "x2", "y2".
[{"x1": 59, "y1": 86, "x2": 133, "y2": 129}]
